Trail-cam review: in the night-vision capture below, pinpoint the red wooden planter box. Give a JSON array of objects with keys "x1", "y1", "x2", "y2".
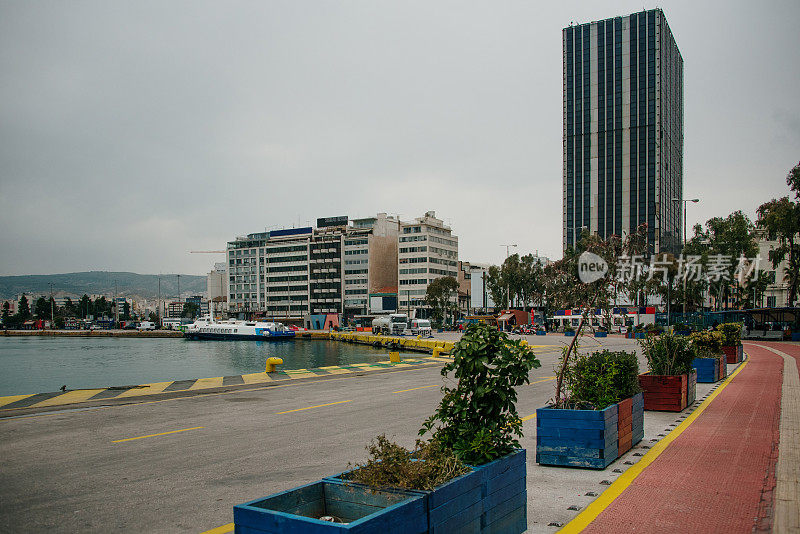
[
  {"x1": 722, "y1": 344, "x2": 743, "y2": 364},
  {"x1": 639, "y1": 371, "x2": 697, "y2": 412}
]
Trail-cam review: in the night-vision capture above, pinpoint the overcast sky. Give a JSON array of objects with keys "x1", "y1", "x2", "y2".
[{"x1": 1, "y1": 0, "x2": 798, "y2": 276}]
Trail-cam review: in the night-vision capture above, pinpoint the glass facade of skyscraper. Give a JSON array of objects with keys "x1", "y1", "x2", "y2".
[{"x1": 563, "y1": 9, "x2": 683, "y2": 254}]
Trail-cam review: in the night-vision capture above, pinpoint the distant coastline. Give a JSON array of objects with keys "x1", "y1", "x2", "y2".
[{"x1": 1, "y1": 329, "x2": 182, "y2": 338}]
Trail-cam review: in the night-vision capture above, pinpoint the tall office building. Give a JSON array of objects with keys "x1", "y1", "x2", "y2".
[{"x1": 563, "y1": 9, "x2": 683, "y2": 254}]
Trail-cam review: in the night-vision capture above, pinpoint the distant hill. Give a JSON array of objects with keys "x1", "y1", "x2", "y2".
[{"x1": 0, "y1": 271, "x2": 207, "y2": 300}]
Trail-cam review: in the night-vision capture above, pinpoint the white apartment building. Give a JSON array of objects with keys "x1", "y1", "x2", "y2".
[
  {"x1": 398, "y1": 211, "x2": 459, "y2": 317},
  {"x1": 755, "y1": 228, "x2": 796, "y2": 308},
  {"x1": 207, "y1": 262, "x2": 228, "y2": 313}
]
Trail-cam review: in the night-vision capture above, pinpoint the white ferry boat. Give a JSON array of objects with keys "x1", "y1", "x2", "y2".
[{"x1": 184, "y1": 316, "x2": 295, "y2": 341}]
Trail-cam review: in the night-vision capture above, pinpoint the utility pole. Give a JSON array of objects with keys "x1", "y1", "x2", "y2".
[
  {"x1": 157, "y1": 275, "x2": 161, "y2": 327},
  {"x1": 114, "y1": 280, "x2": 118, "y2": 327},
  {"x1": 49, "y1": 283, "x2": 54, "y2": 328}
]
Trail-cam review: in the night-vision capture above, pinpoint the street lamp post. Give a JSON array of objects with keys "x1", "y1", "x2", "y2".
[
  {"x1": 672, "y1": 197, "x2": 700, "y2": 319},
  {"x1": 500, "y1": 244, "x2": 517, "y2": 313}
]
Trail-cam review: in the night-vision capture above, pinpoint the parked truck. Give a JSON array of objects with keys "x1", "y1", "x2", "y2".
[
  {"x1": 410, "y1": 318, "x2": 432, "y2": 337},
  {"x1": 372, "y1": 313, "x2": 409, "y2": 335}
]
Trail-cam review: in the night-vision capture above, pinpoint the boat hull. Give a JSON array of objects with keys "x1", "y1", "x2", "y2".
[{"x1": 184, "y1": 332, "x2": 295, "y2": 341}]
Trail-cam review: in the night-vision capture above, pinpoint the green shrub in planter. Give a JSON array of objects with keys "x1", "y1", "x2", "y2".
[
  {"x1": 420, "y1": 323, "x2": 541, "y2": 465},
  {"x1": 562, "y1": 350, "x2": 641, "y2": 410},
  {"x1": 638, "y1": 332, "x2": 697, "y2": 411},
  {"x1": 689, "y1": 330, "x2": 724, "y2": 354},
  {"x1": 345, "y1": 435, "x2": 470, "y2": 491},
  {"x1": 716, "y1": 323, "x2": 742, "y2": 346},
  {"x1": 640, "y1": 332, "x2": 695, "y2": 376},
  {"x1": 715, "y1": 322, "x2": 744, "y2": 363},
  {"x1": 537, "y1": 349, "x2": 643, "y2": 468}
]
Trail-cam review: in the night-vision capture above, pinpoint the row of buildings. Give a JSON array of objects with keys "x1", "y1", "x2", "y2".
[{"x1": 211, "y1": 211, "x2": 465, "y2": 323}]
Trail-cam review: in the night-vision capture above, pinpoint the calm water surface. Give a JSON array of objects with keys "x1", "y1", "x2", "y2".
[{"x1": 0, "y1": 337, "x2": 409, "y2": 396}]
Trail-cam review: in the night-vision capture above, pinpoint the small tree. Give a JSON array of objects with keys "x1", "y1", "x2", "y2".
[
  {"x1": 78, "y1": 294, "x2": 92, "y2": 318},
  {"x1": 425, "y1": 276, "x2": 459, "y2": 326},
  {"x1": 420, "y1": 323, "x2": 541, "y2": 464},
  {"x1": 757, "y1": 194, "x2": 800, "y2": 307},
  {"x1": 1, "y1": 302, "x2": 10, "y2": 326},
  {"x1": 122, "y1": 301, "x2": 131, "y2": 320},
  {"x1": 16, "y1": 295, "x2": 31, "y2": 322},
  {"x1": 34, "y1": 296, "x2": 49, "y2": 319}
]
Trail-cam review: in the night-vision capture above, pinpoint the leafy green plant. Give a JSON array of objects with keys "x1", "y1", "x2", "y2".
[
  {"x1": 561, "y1": 350, "x2": 640, "y2": 410},
  {"x1": 564, "y1": 324, "x2": 575, "y2": 333},
  {"x1": 715, "y1": 322, "x2": 742, "y2": 346},
  {"x1": 345, "y1": 435, "x2": 469, "y2": 491},
  {"x1": 693, "y1": 345, "x2": 721, "y2": 361},
  {"x1": 639, "y1": 332, "x2": 695, "y2": 375},
  {"x1": 419, "y1": 323, "x2": 541, "y2": 465},
  {"x1": 690, "y1": 330, "x2": 724, "y2": 354}
]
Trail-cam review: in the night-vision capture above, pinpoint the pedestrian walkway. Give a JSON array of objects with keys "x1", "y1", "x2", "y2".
[{"x1": 568, "y1": 341, "x2": 799, "y2": 533}]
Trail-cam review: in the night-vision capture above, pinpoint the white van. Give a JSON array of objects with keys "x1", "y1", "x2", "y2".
[
  {"x1": 137, "y1": 321, "x2": 156, "y2": 331},
  {"x1": 411, "y1": 319, "x2": 432, "y2": 337}
]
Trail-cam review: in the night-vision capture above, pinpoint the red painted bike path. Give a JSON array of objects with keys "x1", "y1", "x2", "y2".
[{"x1": 581, "y1": 342, "x2": 798, "y2": 533}]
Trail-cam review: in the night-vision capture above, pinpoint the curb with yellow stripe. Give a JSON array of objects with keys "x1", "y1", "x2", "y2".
[{"x1": 0, "y1": 357, "x2": 444, "y2": 413}]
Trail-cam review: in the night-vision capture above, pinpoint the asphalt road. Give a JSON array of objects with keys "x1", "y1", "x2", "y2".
[{"x1": 0, "y1": 335, "x2": 677, "y2": 533}]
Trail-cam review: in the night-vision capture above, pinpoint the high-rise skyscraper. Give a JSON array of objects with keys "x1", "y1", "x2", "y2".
[{"x1": 562, "y1": 9, "x2": 683, "y2": 254}]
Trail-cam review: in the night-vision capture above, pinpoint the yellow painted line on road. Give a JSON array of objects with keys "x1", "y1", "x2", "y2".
[
  {"x1": 0, "y1": 394, "x2": 35, "y2": 408},
  {"x1": 190, "y1": 377, "x2": 224, "y2": 390},
  {"x1": 275, "y1": 400, "x2": 352, "y2": 415},
  {"x1": 200, "y1": 522, "x2": 234, "y2": 534},
  {"x1": 529, "y1": 376, "x2": 556, "y2": 386},
  {"x1": 521, "y1": 413, "x2": 537, "y2": 422},
  {"x1": 559, "y1": 357, "x2": 750, "y2": 533},
  {"x1": 112, "y1": 426, "x2": 205, "y2": 443},
  {"x1": 30, "y1": 389, "x2": 107, "y2": 408},
  {"x1": 115, "y1": 381, "x2": 173, "y2": 398},
  {"x1": 241, "y1": 372, "x2": 271, "y2": 384},
  {"x1": 394, "y1": 384, "x2": 439, "y2": 394}
]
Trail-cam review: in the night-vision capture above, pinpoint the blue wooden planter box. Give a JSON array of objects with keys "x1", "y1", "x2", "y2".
[
  {"x1": 634, "y1": 333, "x2": 646, "y2": 339},
  {"x1": 233, "y1": 480, "x2": 427, "y2": 534},
  {"x1": 325, "y1": 450, "x2": 527, "y2": 534},
  {"x1": 536, "y1": 393, "x2": 644, "y2": 469},
  {"x1": 793, "y1": 332, "x2": 800, "y2": 342},
  {"x1": 535, "y1": 330, "x2": 546, "y2": 336},
  {"x1": 692, "y1": 356, "x2": 726, "y2": 383},
  {"x1": 564, "y1": 331, "x2": 575, "y2": 337},
  {"x1": 594, "y1": 332, "x2": 607, "y2": 338}
]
